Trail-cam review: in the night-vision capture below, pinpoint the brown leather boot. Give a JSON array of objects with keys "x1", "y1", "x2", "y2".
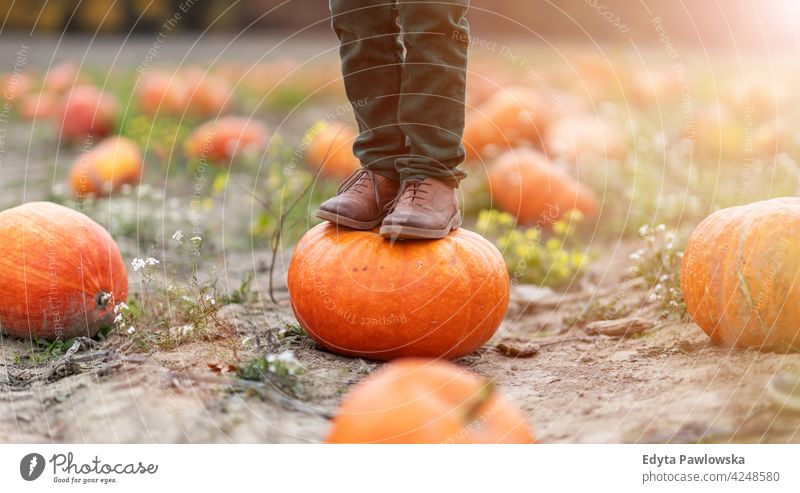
[
  {"x1": 315, "y1": 169, "x2": 400, "y2": 230},
  {"x1": 380, "y1": 178, "x2": 461, "y2": 240}
]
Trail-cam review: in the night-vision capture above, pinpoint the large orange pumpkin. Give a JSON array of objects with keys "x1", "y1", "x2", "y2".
[
  {"x1": 0, "y1": 202, "x2": 128, "y2": 341},
  {"x1": 327, "y1": 358, "x2": 534, "y2": 443},
  {"x1": 185, "y1": 116, "x2": 270, "y2": 163},
  {"x1": 681, "y1": 197, "x2": 800, "y2": 352},
  {"x1": 69, "y1": 136, "x2": 143, "y2": 197},
  {"x1": 304, "y1": 121, "x2": 360, "y2": 179},
  {"x1": 57, "y1": 85, "x2": 119, "y2": 144},
  {"x1": 288, "y1": 223, "x2": 509, "y2": 360},
  {"x1": 488, "y1": 149, "x2": 598, "y2": 225}
]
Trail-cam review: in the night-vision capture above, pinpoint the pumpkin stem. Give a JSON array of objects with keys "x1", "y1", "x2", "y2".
[
  {"x1": 460, "y1": 380, "x2": 497, "y2": 425},
  {"x1": 95, "y1": 291, "x2": 112, "y2": 309}
]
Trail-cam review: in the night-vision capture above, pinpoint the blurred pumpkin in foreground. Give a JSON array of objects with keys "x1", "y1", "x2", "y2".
[
  {"x1": 327, "y1": 358, "x2": 534, "y2": 443},
  {"x1": 0, "y1": 202, "x2": 128, "y2": 341}
]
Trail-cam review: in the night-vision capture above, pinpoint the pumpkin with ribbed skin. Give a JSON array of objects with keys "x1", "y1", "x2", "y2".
[
  {"x1": 69, "y1": 136, "x2": 143, "y2": 197},
  {"x1": 488, "y1": 149, "x2": 598, "y2": 225},
  {"x1": 288, "y1": 223, "x2": 509, "y2": 360},
  {"x1": 327, "y1": 358, "x2": 534, "y2": 443},
  {"x1": 681, "y1": 197, "x2": 800, "y2": 352},
  {"x1": 304, "y1": 122, "x2": 360, "y2": 179},
  {"x1": 0, "y1": 202, "x2": 128, "y2": 341}
]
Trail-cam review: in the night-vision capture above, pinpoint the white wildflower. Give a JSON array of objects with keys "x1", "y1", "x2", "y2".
[
  {"x1": 172, "y1": 230, "x2": 185, "y2": 243},
  {"x1": 131, "y1": 258, "x2": 145, "y2": 272},
  {"x1": 127, "y1": 326, "x2": 136, "y2": 334},
  {"x1": 277, "y1": 350, "x2": 295, "y2": 363}
]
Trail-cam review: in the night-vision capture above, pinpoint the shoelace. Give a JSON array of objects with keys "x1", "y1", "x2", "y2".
[
  {"x1": 385, "y1": 179, "x2": 431, "y2": 213},
  {"x1": 337, "y1": 168, "x2": 381, "y2": 208}
]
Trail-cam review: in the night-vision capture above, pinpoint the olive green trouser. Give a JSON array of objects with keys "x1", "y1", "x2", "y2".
[{"x1": 329, "y1": 0, "x2": 469, "y2": 187}]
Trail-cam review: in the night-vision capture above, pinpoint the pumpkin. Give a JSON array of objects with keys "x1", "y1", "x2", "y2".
[
  {"x1": 487, "y1": 149, "x2": 598, "y2": 225},
  {"x1": 135, "y1": 70, "x2": 190, "y2": 116},
  {"x1": 327, "y1": 358, "x2": 534, "y2": 443},
  {"x1": 181, "y1": 67, "x2": 232, "y2": 118},
  {"x1": 544, "y1": 115, "x2": 627, "y2": 165},
  {"x1": 304, "y1": 122, "x2": 360, "y2": 178},
  {"x1": 18, "y1": 92, "x2": 58, "y2": 121},
  {"x1": 726, "y1": 80, "x2": 782, "y2": 122},
  {"x1": 628, "y1": 69, "x2": 680, "y2": 106},
  {"x1": 462, "y1": 86, "x2": 554, "y2": 160},
  {"x1": 681, "y1": 197, "x2": 800, "y2": 352},
  {"x1": 69, "y1": 136, "x2": 143, "y2": 197},
  {"x1": 43, "y1": 61, "x2": 79, "y2": 94},
  {"x1": 57, "y1": 85, "x2": 119, "y2": 144},
  {"x1": 288, "y1": 223, "x2": 509, "y2": 360},
  {"x1": 0, "y1": 202, "x2": 128, "y2": 341},
  {"x1": 0, "y1": 72, "x2": 33, "y2": 104},
  {"x1": 185, "y1": 116, "x2": 270, "y2": 163}
]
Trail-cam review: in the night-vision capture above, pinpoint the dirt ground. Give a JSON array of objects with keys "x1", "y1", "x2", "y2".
[
  {"x1": 2, "y1": 36, "x2": 800, "y2": 444},
  {"x1": 3, "y1": 239, "x2": 800, "y2": 444}
]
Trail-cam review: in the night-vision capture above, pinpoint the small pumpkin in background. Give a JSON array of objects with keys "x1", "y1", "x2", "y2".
[
  {"x1": 43, "y1": 61, "x2": 80, "y2": 94},
  {"x1": 488, "y1": 148, "x2": 598, "y2": 225},
  {"x1": 0, "y1": 71, "x2": 33, "y2": 104},
  {"x1": 69, "y1": 136, "x2": 143, "y2": 197},
  {"x1": 57, "y1": 85, "x2": 119, "y2": 144},
  {"x1": 185, "y1": 116, "x2": 270, "y2": 164},
  {"x1": 681, "y1": 197, "x2": 800, "y2": 352},
  {"x1": 18, "y1": 92, "x2": 58, "y2": 121},
  {"x1": 462, "y1": 86, "x2": 554, "y2": 161},
  {"x1": 181, "y1": 67, "x2": 233, "y2": 118},
  {"x1": 544, "y1": 115, "x2": 627, "y2": 166},
  {"x1": 288, "y1": 223, "x2": 509, "y2": 361},
  {"x1": 304, "y1": 121, "x2": 360, "y2": 179},
  {"x1": 0, "y1": 202, "x2": 128, "y2": 341},
  {"x1": 627, "y1": 69, "x2": 680, "y2": 106},
  {"x1": 135, "y1": 69, "x2": 190, "y2": 116},
  {"x1": 327, "y1": 358, "x2": 534, "y2": 444}
]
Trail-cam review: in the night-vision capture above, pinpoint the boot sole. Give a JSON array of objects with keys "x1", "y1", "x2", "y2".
[
  {"x1": 379, "y1": 212, "x2": 462, "y2": 240},
  {"x1": 315, "y1": 209, "x2": 385, "y2": 230}
]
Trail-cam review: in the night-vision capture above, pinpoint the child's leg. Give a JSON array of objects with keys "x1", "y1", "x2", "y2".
[
  {"x1": 395, "y1": 0, "x2": 470, "y2": 187},
  {"x1": 329, "y1": 0, "x2": 409, "y2": 181}
]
